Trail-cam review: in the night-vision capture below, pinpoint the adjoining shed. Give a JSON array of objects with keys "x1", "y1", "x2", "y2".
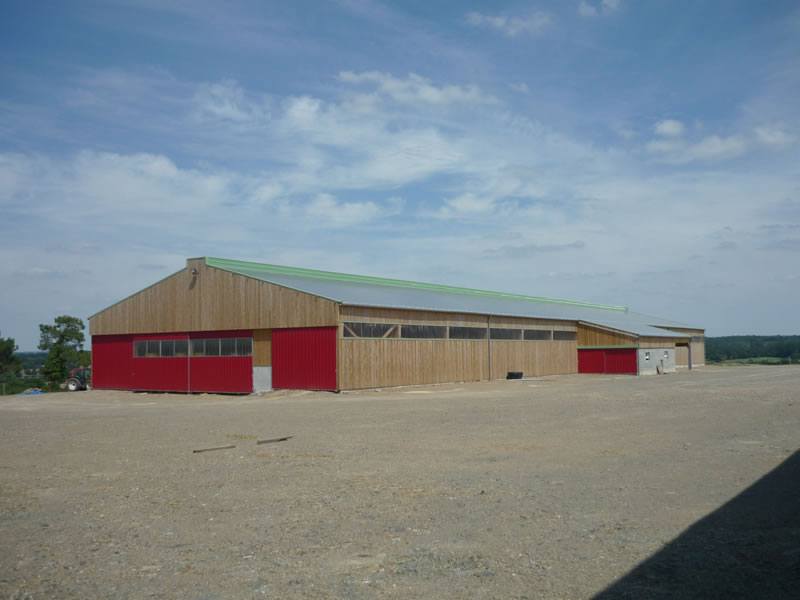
[{"x1": 88, "y1": 257, "x2": 705, "y2": 392}]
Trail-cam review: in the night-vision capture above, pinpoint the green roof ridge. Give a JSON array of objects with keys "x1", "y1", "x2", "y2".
[{"x1": 205, "y1": 256, "x2": 627, "y2": 312}]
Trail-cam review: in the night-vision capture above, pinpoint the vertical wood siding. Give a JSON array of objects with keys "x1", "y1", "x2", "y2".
[
  {"x1": 577, "y1": 324, "x2": 637, "y2": 347},
  {"x1": 338, "y1": 339, "x2": 489, "y2": 390},
  {"x1": 89, "y1": 259, "x2": 338, "y2": 335},
  {"x1": 489, "y1": 340, "x2": 578, "y2": 379},
  {"x1": 337, "y1": 307, "x2": 579, "y2": 389},
  {"x1": 253, "y1": 329, "x2": 272, "y2": 366}
]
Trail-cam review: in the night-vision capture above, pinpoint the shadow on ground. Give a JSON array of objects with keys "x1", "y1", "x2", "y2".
[{"x1": 594, "y1": 450, "x2": 800, "y2": 599}]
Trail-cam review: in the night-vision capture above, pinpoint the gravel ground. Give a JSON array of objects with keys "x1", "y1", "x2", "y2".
[{"x1": 1, "y1": 365, "x2": 798, "y2": 599}]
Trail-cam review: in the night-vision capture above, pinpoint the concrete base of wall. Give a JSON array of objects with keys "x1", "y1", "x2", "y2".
[
  {"x1": 639, "y1": 348, "x2": 677, "y2": 375},
  {"x1": 253, "y1": 366, "x2": 272, "y2": 392}
]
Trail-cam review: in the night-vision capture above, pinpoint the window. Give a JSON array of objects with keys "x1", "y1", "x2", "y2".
[
  {"x1": 553, "y1": 330, "x2": 577, "y2": 341},
  {"x1": 524, "y1": 329, "x2": 552, "y2": 341},
  {"x1": 644, "y1": 351, "x2": 650, "y2": 361},
  {"x1": 205, "y1": 338, "x2": 220, "y2": 356},
  {"x1": 236, "y1": 338, "x2": 252, "y2": 356},
  {"x1": 664, "y1": 351, "x2": 669, "y2": 359},
  {"x1": 490, "y1": 328, "x2": 521, "y2": 340},
  {"x1": 134, "y1": 337, "x2": 251, "y2": 358},
  {"x1": 449, "y1": 326, "x2": 487, "y2": 340},
  {"x1": 220, "y1": 338, "x2": 236, "y2": 356},
  {"x1": 191, "y1": 339, "x2": 205, "y2": 356},
  {"x1": 401, "y1": 325, "x2": 447, "y2": 339},
  {"x1": 343, "y1": 322, "x2": 396, "y2": 338}
]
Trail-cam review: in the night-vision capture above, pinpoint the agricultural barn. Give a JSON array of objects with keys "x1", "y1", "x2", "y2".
[{"x1": 89, "y1": 257, "x2": 705, "y2": 393}]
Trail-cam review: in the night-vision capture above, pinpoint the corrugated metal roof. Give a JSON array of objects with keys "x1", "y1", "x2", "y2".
[{"x1": 205, "y1": 257, "x2": 698, "y2": 338}]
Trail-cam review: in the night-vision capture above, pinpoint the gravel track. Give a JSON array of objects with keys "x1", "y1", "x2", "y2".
[{"x1": 1, "y1": 365, "x2": 798, "y2": 599}]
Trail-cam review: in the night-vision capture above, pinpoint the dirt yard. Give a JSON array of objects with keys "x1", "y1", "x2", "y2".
[{"x1": 1, "y1": 366, "x2": 798, "y2": 599}]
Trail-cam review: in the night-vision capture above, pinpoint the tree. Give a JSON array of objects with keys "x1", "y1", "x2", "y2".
[
  {"x1": 38, "y1": 316, "x2": 85, "y2": 385},
  {"x1": 0, "y1": 332, "x2": 21, "y2": 375}
]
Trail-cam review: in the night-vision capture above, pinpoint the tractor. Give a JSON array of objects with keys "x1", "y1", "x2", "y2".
[{"x1": 65, "y1": 367, "x2": 92, "y2": 392}]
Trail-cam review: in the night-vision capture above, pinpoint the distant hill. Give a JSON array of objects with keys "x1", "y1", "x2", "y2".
[
  {"x1": 17, "y1": 351, "x2": 47, "y2": 371},
  {"x1": 706, "y1": 336, "x2": 800, "y2": 364}
]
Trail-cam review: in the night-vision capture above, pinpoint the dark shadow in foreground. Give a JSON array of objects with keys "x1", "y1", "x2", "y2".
[{"x1": 594, "y1": 450, "x2": 800, "y2": 599}]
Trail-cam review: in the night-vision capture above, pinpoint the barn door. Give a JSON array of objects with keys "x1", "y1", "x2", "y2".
[{"x1": 272, "y1": 327, "x2": 337, "y2": 390}]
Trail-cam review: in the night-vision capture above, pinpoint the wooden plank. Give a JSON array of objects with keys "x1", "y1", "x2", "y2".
[
  {"x1": 489, "y1": 340, "x2": 578, "y2": 379},
  {"x1": 577, "y1": 324, "x2": 637, "y2": 347},
  {"x1": 638, "y1": 337, "x2": 680, "y2": 349},
  {"x1": 338, "y1": 339, "x2": 488, "y2": 390},
  {"x1": 253, "y1": 329, "x2": 272, "y2": 366},
  {"x1": 89, "y1": 259, "x2": 339, "y2": 335}
]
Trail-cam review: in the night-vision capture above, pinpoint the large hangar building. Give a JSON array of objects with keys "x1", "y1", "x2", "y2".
[{"x1": 89, "y1": 257, "x2": 705, "y2": 393}]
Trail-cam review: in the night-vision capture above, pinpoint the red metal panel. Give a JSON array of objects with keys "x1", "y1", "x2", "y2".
[
  {"x1": 188, "y1": 330, "x2": 252, "y2": 393},
  {"x1": 92, "y1": 334, "x2": 135, "y2": 389},
  {"x1": 604, "y1": 349, "x2": 637, "y2": 374},
  {"x1": 189, "y1": 357, "x2": 252, "y2": 393},
  {"x1": 579, "y1": 348, "x2": 637, "y2": 374},
  {"x1": 272, "y1": 327, "x2": 337, "y2": 390},
  {"x1": 578, "y1": 349, "x2": 605, "y2": 373},
  {"x1": 132, "y1": 332, "x2": 189, "y2": 392},
  {"x1": 93, "y1": 331, "x2": 253, "y2": 393}
]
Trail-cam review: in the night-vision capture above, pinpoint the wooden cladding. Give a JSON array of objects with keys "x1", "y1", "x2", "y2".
[
  {"x1": 338, "y1": 339, "x2": 489, "y2": 390},
  {"x1": 637, "y1": 337, "x2": 681, "y2": 349},
  {"x1": 577, "y1": 323, "x2": 636, "y2": 347},
  {"x1": 489, "y1": 341, "x2": 577, "y2": 380},
  {"x1": 253, "y1": 329, "x2": 272, "y2": 366},
  {"x1": 89, "y1": 259, "x2": 339, "y2": 335},
  {"x1": 337, "y1": 305, "x2": 579, "y2": 389}
]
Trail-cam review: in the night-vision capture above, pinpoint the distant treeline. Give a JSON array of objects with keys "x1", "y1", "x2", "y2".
[
  {"x1": 18, "y1": 351, "x2": 48, "y2": 371},
  {"x1": 706, "y1": 336, "x2": 800, "y2": 363}
]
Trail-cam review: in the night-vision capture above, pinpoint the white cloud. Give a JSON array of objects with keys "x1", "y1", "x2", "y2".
[
  {"x1": 338, "y1": 71, "x2": 492, "y2": 106},
  {"x1": 509, "y1": 82, "x2": 530, "y2": 94},
  {"x1": 437, "y1": 192, "x2": 497, "y2": 219},
  {"x1": 754, "y1": 125, "x2": 796, "y2": 147},
  {"x1": 647, "y1": 134, "x2": 747, "y2": 163},
  {"x1": 654, "y1": 119, "x2": 685, "y2": 137},
  {"x1": 304, "y1": 193, "x2": 395, "y2": 227},
  {"x1": 3, "y1": 68, "x2": 799, "y2": 348},
  {"x1": 192, "y1": 79, "x2": 269, "y2": 123},
  {"x1": 466, "y1": 11, "x2": 552, "y2": 37},
  {"x1": 688, "y1": 135, "x2": 747, "y2": 161},
  {"x1": 579, "y1": 0, "x2": 621, "y2": 17},
  {"x1": 578, "y1": 2, "x2": 598, "y2": 17}
]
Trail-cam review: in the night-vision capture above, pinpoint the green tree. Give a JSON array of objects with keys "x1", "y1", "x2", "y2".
[
  {"x1": 38, "y1": 316, "x2": 85, "y2": 386},
  {"x1": 0, "y1": 332, "x2": 21, "y2": 375}
]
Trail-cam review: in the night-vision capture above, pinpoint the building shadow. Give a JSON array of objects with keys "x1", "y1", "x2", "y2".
[{"x1": 594, "y1": 450, "x2": 800, "y2": 599}]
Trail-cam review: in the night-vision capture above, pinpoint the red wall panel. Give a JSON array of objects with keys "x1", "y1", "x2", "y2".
[
  {"x1": 92, "y1": 331, "x2": 253, "y2": 393},
  {"x1": 189, "y1": 357, "x2": 252, "y2": 393},
  {"x1": 578, "y1": 348, "x2": 637, "y2": 374},
  {"x1": 604, "y1": 349, "x2": 637, "y2": 374},
  {"x1": 92, "y1": 334, "x2": 135, "y2": 389},
  {"x1": 578, "y1": 349, "x2": 605, "y2": 374},
  {"x1": 272, "y1": 327, "x2": 337, "y2": 391}
]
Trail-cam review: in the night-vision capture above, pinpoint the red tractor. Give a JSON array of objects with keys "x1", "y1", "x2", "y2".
[{"x1": 65, "y1": 367, "x2": 92, "y2": 392}]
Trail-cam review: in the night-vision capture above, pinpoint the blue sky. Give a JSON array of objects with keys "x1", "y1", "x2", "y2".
[{"x1": 1, "y1": 0, "x2": 799, "y2": 349}]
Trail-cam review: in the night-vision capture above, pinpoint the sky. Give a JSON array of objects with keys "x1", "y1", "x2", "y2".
[{"x1": 1, "y1": 0, "x2": 799, "y2": 350}]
